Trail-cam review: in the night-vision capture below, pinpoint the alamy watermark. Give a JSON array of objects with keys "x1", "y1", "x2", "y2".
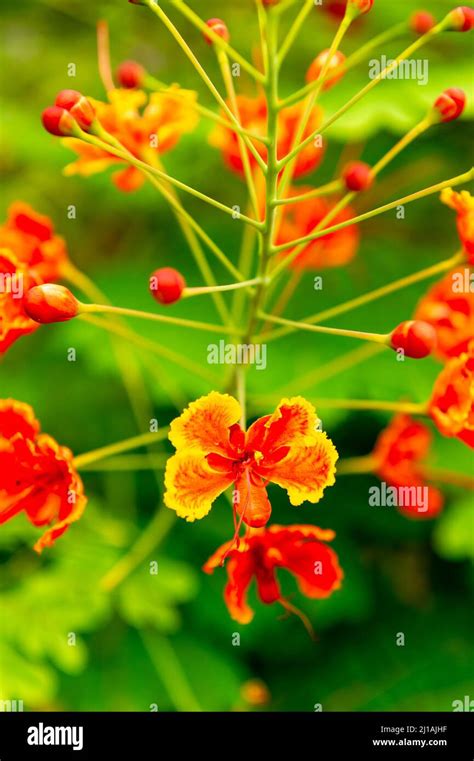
[
  {"x1": 369, "y1": 483, "x2": 428, "y2": 513},
  {"x1": 369, "y1": 56, "x2": 429, "y2": 86},
  {"x1": 207, "y1": 340, "x2": 267, "y2": 370},
  {"x1": 0, "y1": 272, "x2": 24, "y2": 298}
]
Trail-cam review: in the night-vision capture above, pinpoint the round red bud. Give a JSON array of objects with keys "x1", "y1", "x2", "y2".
[
  {"x1": 347, "y1": 0, "x2": 374, "y2": 16},
  {"x1": 149, "y1": 268, "x2": 186, "y2": 305},
  {"x1": 390, "y1": 320, "x2": 437, "y2": 359},
  {"x1": 117, "y1": 60, "x2": 145, "y2": 89},
  {"x1": 55, "y1": 89, "x2": 95, "y2": 130},
  {"x1": 410, "y1": 11, "x2": 436, "y2": 34},
  {"x1": 306, "y1": 50, "x2": 346, "y2": 90},
  {"x1": 204, "y1": 18, "x2": 230, "y2": 45},
  {"x1": 41, "y1": 106, "x2": 78, "y2": 137},
  {"x1": 433, "y1": 88, "x2": 466, "y2": 123},
  {"x1": 342, "y1": 161, "x2": 374, "y2": 192},
  {"x1": 446, "y1": 6, "x2": 474, "y2": 31},
  {"x1": 24, "y1": 285, "x2": 79, "y2": 324}
]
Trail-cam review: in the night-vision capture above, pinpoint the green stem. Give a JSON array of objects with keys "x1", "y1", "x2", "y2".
[
  {"x1": 145, "y1": 0, "x2": 267, "y2": 173},
  {"x1": 277, "y1": 0, "x2": 314, "y2": 67},
  {"x1": 281, "y1": 21, "x2": 408, "y2": 108},
  {"x1": 275, "y1": 179, "x2": 343, "y2": 206},
  {"x1": 79, "y1": 454, "x2": 168, "y2": 472},
  {"x1": 140, "y1": 630, "x2": 202, "y2": 712},
  {"x1": 82, "y1": 131, "x2": 262, "y2": 229},
  {"x1": 258, "y1": 311, "x2": 390, "y2": 345},
  {"x1": 81, "y1": 314, "x2": 219, "y2": 384},
  {"x1": 311, "y1": 399, "x2": 428, "y2": 415},
  {"x1": 75, "y1": 429, "x2": 169, "y2": 470},
  {"x1": 269, "y1": 169, "x2": 473, "y2": 275},
  {"x1": 145, "y1": 78, "x2": 268, "y2": 142},
  {"x1": 80, "y1": 302, "x2": 238, "y2": 335},
  {"x1": 279, "y1": 18, "x2": 449, "y2": 168},
  {"x1": 261, "y1": 252, "x2": 465, "y2": 343},
  {"x1": 337, "y1": 456, "x2": 377, "y2": 475},
  {"x1": 184, "y1": 277, "x2": 260, "y2": 297},
  {"x1": 169, "y1": 0, "x2": 266, "y2": 84},
  {"x1": 241, "y1": 9, "x2": 280, "y2": 346}
]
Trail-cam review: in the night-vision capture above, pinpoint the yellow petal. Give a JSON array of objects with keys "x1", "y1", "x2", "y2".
[
  {"x1": 268, "y1": 432, "x2": 338, "y2": 506},
  {"x1": 164, "y1": 451, "x2": 234, "y2": 521},
  {"x1": 169, "y1": 391, "x2": 241, "y2": 455}
]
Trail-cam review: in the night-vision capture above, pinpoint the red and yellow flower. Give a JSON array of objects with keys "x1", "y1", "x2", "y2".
[
  {"x1": 372, "y1": 415, "x2": 444, "y2": 518},
  {"x1": 210, "y1": 93, "x2": 324, "y2": 179},
  {"x1": 164, "y1": 393, "x2": 338, "y2": 526},
  {"x1": 63, "y1": 87, "x2": 199, "y2": 192},
  {"x1": 441, "y1": 188, "x2": 474, "y2": 262},
  {"x1": 276, "y1": 191, "x2": 359, "y2": 269},
  {"x1": 0, "y1": 203, "x2": 69, "y2": 353},
  {"x1": 0, "y1": 399, "x2": 86, "y2": 552},
  {"x1": 428, "y1": 340, "x2": 474, "y2": 448},
  {"x1": 414, "y1": 267, "x2": 474, "y2": 361},
  {"x1": 204, "y1": 524, "x2": 343, "y2": 623}
]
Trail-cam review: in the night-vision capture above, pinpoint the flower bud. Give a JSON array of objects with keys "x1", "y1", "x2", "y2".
[
  {"x1": 306, "y1": 50, "x2": 346, "y2": 90},
  {"x1": 55, "y1": 90, "x2": 95, "y2": 130},
  {"x1": 446, "y1": 6, "x2": 474, "y2": 31},
  {"x1": 410, "y1": 11, "x2": 436, "y2": 34},
  {"x1": 117, "y1": 60, "x2": 145, "y2": 89},
  {"x1": 390, "y1": 320, "x2": 437, "y2": 359},
  {"x1": 24, "y1": 285, "x2": 79, "y2": 324},
  {"x1": 149, "y1": 268, "x2": 186, "y2": 305},
  {"x1": 432, "y1": 88, "x2": 466, "y2": 123},
  {"x1": 342, "y1": 161, "x2": 374, "y2": 192},
  {"x1": 347, "y1": 0, "x2": 374, "y2": 17},
  {"x1": 204, "y1": 18, "x2": 230, "y2": 45},
  {"x1": 262, "y1": 0, "x2": 280, "y2": 6},
  {"x1": 41, "y1": 106, "x2": 80, "y2": 137}
]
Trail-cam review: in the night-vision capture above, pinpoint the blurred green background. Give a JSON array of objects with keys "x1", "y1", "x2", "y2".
[{"x1": 0, "y1": 0, "x2": 473, "y2": 711}]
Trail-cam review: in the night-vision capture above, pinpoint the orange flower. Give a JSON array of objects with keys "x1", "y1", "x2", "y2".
[
  {"x1": 0, "y1": 203, "x2": 69, "y2": 353},
  {"x1": 63, "y1": 87, "x2": 199, "y2": 192},
  {"x1": 0, "y1": 202, "x2": 68, "y2": 282},
  {"x1": 0, "y1": 399, "x2": 86, "y2": 552},
  {"x1": 441, "y1": 188, "x2": 474, "y2": 262},
  {"x1": 203, "y1": 524, "x2": 343, "y2": 624},
  {"x1": 414, "y1": 267, "x2": 474, "y2": 361},
  {"x1": 372, "y1": 415, "x2": 443, "y2": 518},
  {"x1": 164, "y1": 393, "x2": 338, "y2": 526},
  {"x1": 429, "y1": 341, "x2": 474, "y2": 448},
  {"x1": 276, "y1": 190, "x2": 359, "y2": 269},
  {"x1": 210, "y1": 93, "x2": 324, "y2": 179}
]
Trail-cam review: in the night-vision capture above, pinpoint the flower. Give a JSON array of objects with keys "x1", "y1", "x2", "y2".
[
  {"x1": 210, "y1": 93, "x2": 324, "y2": 179},
  {"x1": 63, "y1": 87, "x2": 199, "y2": 192},
  {"x1": 372, "y1": 415, "x2": 444, "y2": 518},
  {"x1": 276, "y1": 190, "x2": 359, "y2": 269},
  {"x1": 164, "y1": 393, "x2": 338, "y2": 525},
  {"x1": 0, "y1": 399, "x2": 87, "y2": 552},
  {"x1": 414, "y1": 268, "x2": 474, "y2": 360},
  {"x1": 203, "y1": 524, "x2": 343, "y2": 623},
  {"x1": 428, "y1": 341, "x2": 474, "y2": 448},
  {"x1": 0, "y1": 202, "x2": 68, "y2": 282},
  {"x1": 441, "y1": 188, "x2": 474, "y2": 261},
  {"x1": 0, "y1": 203, "x2": 69, "y2": 353}
]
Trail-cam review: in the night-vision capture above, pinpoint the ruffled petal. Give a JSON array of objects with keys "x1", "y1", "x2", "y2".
[
  {"x1": 164, "y1": 451, "x2": 234, "y2": 521},
  {"x1": 264, "y1": 432, "x2": 338, "y2": 506},
  {"x1": 169, "y1": 391, "x2": 241, "y2": 456},
  {"x1": 247, "y1": 396, "x2": 319, "y2": 456}
]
